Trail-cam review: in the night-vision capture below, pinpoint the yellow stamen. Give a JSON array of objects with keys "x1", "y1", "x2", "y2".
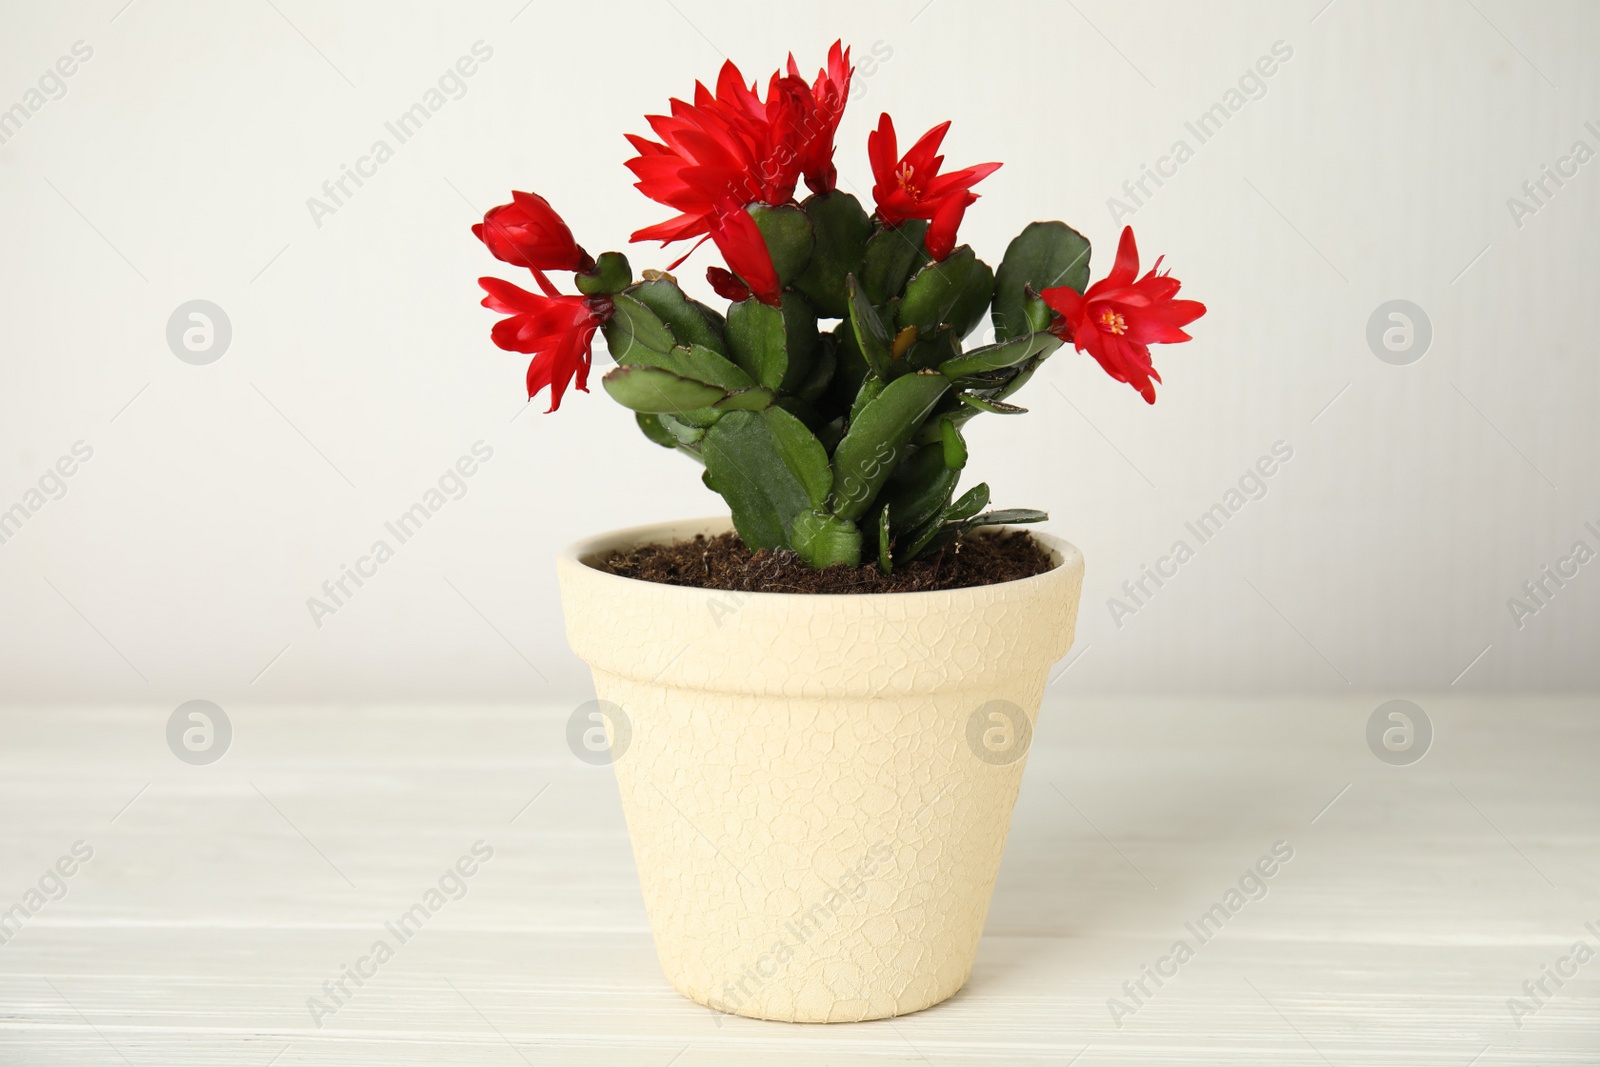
[
  {"x1": 896, "y1": 161, "x2": 920, "y2": 199},
  {"x1": 1098, "y1": 308, "x2": 1127, "y2": 335}
]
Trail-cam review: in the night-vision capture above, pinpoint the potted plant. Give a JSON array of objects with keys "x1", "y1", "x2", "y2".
[{"x1": 472, "y1": 41, "x2": 1204, "y2": 1022}]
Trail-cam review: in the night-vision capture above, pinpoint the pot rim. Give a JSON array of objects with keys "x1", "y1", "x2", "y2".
[{"x1": 558, "y1": 514, "x2": 1082, "y2": 603}]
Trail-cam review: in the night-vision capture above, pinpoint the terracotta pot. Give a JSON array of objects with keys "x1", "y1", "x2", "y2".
[{"x1": 557, "y1": 516, "x2": 1083, "y2": 1022}]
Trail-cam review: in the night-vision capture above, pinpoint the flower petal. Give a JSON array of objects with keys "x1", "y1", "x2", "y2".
[
  {"x1": 925, "y1": 193, "x2": 970, "y2": 262},
  {"x1": 1105, "y1": 226, "x2": 1140, "y2": 289},
  {"x1": 709, "y1": 205, "x2": 781, "y2": 306}
]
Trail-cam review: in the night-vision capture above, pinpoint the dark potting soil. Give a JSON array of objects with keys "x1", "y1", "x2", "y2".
[{"x1": 595, "y1": 530, "x2": 1055, "y2": 594}]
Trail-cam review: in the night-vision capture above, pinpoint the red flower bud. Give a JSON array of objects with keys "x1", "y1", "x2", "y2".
[
  {"x1": 473, "y1": 190, "x2": 594, "y2": 273},
  {"x1": 706, "y1": 266, "x2": 751, "y2": 303}
]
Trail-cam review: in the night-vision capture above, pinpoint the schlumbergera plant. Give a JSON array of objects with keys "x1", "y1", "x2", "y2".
[{"x1": 473, "y1": 41, "x2": 1205, "y2": 570}]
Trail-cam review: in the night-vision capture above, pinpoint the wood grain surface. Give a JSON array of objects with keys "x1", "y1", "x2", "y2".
[{"x1": 0, "y1": 696, "x2": 1595, "y2": 1064}]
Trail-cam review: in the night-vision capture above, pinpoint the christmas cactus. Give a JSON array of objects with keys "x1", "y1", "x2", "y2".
[{"x1": 474, "y1": 41, "x2": 1204, "y2": 570}]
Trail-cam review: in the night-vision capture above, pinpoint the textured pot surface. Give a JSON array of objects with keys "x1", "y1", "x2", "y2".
[{"x1": 557, "y1": 517, "x2": 1083, "y2": 1022}]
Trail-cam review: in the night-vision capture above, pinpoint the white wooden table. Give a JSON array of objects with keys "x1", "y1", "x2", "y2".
[{"x1": 1, "y1": 697, "x2": 1595, "y2": 1064}]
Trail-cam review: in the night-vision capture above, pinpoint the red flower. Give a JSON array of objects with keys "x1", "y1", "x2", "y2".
[
  {"x1": 786, "y1": 40, "x2": 852, "y2": 195},
  {"x1": 626, "y1": 43, "x2": 854, "y2": 247},
  {"x1": 705, "y1": 266, "x2": 750, "y2": 304},
  {"x1": 705, "y1": 205, "x2": 781, "y2": 307},
  {"x1": 1040, "y1": 227, "x2": 1205, "y2": 405},
  {"x1": 478, "y1": 277, "x2": 612, "y2": 412},
  {"x1": 473, "y1": 191, "x2": 594, "y2": 273},
  {"x1": 867, "y1": 113, "x2": 1000, "y2": 262},
  {"x1": 625, "y1": 64, "x2": 803, "y2": 246}
]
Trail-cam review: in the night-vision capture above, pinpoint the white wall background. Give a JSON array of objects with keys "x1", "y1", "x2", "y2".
[{"x1": 1, "y1": 0, "x2": 1596, "y2": 704}]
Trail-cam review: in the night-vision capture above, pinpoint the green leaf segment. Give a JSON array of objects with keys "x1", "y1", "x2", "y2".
[{"x1": 597, "y1": 194, "x2": 1091, "y2": 569}]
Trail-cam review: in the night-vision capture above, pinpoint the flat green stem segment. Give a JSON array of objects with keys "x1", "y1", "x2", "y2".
[
  {"x1": 711, "y1": 386, "x2": 774, "y2": 412},
  {"x1": 635, "y1": 413, "x2": 676, "y2": 448},
  {"x1": 940, "y1": 418, "x2": 968, "y2": 470},
  {"x1": 958, "y1": 392, "x2": 1027, "y2": 415},
  {"x1": 886, "y1": 445, "x2": 958, "y2": 533},
  {"x1": 794, "y1": 192, "x2": 873, "y2": 317},
  {"x1": 828, "y1": 372, "x2": 950, "y2": 521},
  {"x1": 966, "y1": 507, "x2": 1048, "y2": 531},
  {"x1": 601, "y1": 292, "x2": 676, "y2": 364},
  {"x1": 897, "y1": 482, "x2": 997, "y2": 560},
  {"x1": 877, "y1": 506, "x2": 892, "y2": 572},
  {"x1": 992, "y1": 221, "x2": 1091, "y2": 341},
  {"x1": 793, "y1": 509, "x2": 862, "y2": 568},
  {"x1": 761, "y1": 406, "x2": 831, "y2": 509},
  {"x1": 901, "y1": 513, "x2": 950, "y2": 561},
  {"x1": 946, "y1": 482, "x2": 990, "y2": 522},
  {"x1": 701, "y1": 410, "x2": 815, "y2": 550},
  {"x1": 726, "y1": 298, "x2": 787, "y2": 390},
  {"x1": 777, "y1": 293, "x2": 819, "y2": 392},
  {"x1": 626, "y1": 279, "x2": 728, "y2": 354},
  {"x1": 599, "y1": 314, "x2": 753, "y2": 396},
  {"x1": 897, "y1": 246, "x2": 994, "y2": 340},
  {"x1": 846, "y1": 275, "x2": 895, "y2": 380},
  {"x1": 575, "y1": 251, "x2": 631, "y2": 296},
  {"x1": 658, "y1": 414, "x2": 705, "y2": 445},
  {"x1": 861, "y1": 219, "x2": 928, "y2": 304},
  {"x1": 652, "y1": 344, "x2": 753, "y2": 391},
  {"x1": 749, "y1": 204, "x2": 815, "y2": 284},
  {"x1": 848, "y1": 375, "x2": 886, "y2": 426},
  {"x1": 602, "y1": 365, "x2": 728, "y2": 413},
  {"x1": 939, "y1": 332, "x2": 1059, "y2": 379}
]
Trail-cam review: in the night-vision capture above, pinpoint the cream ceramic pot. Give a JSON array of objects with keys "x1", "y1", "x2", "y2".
[{"x1": 557, "y1": 516, "x2": 1083, "y2": 1023}]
